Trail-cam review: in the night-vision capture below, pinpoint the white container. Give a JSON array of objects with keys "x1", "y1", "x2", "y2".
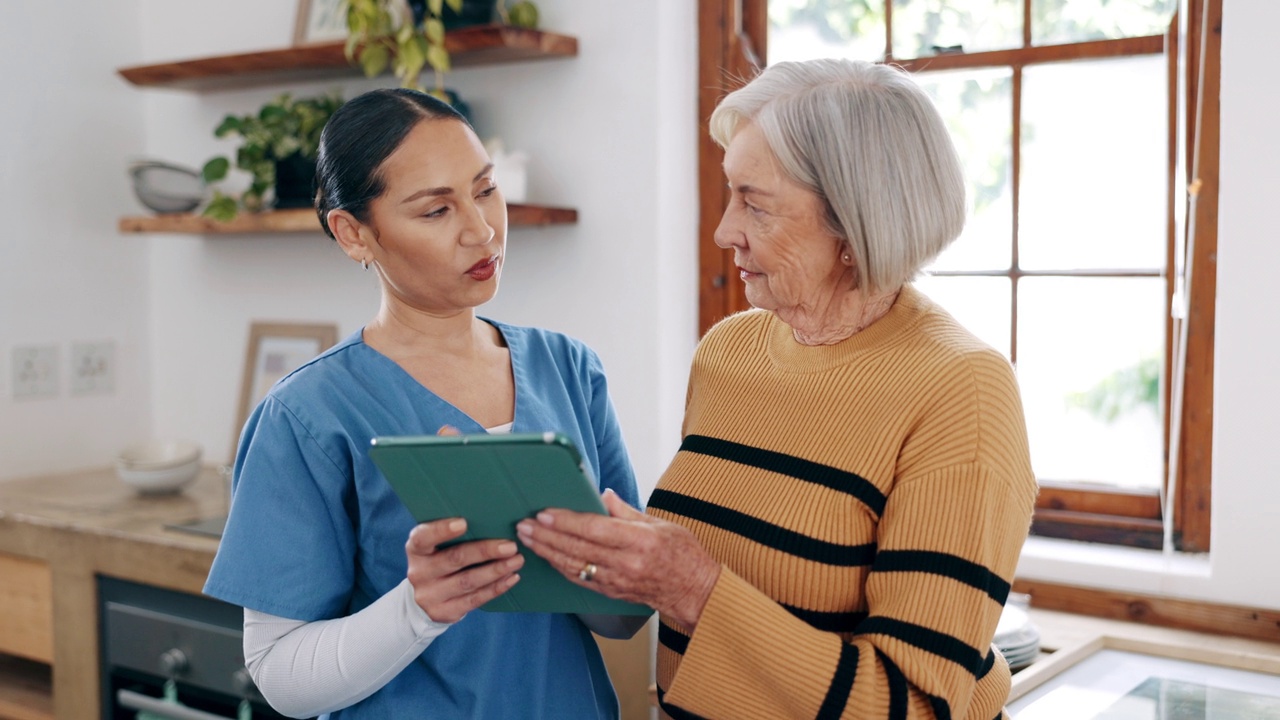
[
  {"x1": 115, "y1": 440, "x2": 203, "y2": 495},
  {"x1": 485, "y1": 138, "x2": 529, "y2": 203}
]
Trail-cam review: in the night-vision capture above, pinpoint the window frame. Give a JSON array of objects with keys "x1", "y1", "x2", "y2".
[{"x1": 696, "y1": 0, "x2": 1219, "y2": 552}]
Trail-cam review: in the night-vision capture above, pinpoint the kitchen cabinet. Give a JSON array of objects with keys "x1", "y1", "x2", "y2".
[
  {"x1": 116, "y1": 25, "x2": 581, "y2": 235},
  {"x1": 0, "y1": 467, "x2": 229, "y2": 719}
]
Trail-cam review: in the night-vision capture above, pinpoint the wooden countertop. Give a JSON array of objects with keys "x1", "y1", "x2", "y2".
[
  {"x1": 0, "y1": 466, "x2": 226, "y2": 560},
  {"x1": 0, "y1": 466, "x2": 231, "y2": 718}
]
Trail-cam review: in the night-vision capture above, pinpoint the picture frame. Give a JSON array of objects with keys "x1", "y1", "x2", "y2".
[
  {"x1": 293, "y1": 0, "x2": 350, "y2": 46},
  {"x1": 231, "y1": 321, "x2": 339, "y2": 462},
  {"x1": 1009, "y1": 634, "x2": 1280, "y2": 719}
]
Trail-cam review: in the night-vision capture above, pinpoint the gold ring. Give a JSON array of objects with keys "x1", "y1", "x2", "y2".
[{"x1": 578, "y1": 562, "x2": 598, "y2": 582}]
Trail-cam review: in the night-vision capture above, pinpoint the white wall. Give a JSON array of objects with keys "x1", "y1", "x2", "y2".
[
  {"x1": 1015, "y1": 0, "x2": 1280, "y2": 611},
  {"x1": 0, "y1": 0, "x2": 151, "y2": 477}
]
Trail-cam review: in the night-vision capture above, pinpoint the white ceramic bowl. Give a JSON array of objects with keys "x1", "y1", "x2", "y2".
[{"x1": 115, "y1": 440, "x2": 203, "y2": 494}]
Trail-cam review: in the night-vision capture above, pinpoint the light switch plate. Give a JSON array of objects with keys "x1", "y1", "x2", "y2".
[
  {"x1": 12, "y1": 345, "x2": 59, "y2": 399},
  {"x1": 70, "y1": 341, "x2": 115, "y2": 396}
]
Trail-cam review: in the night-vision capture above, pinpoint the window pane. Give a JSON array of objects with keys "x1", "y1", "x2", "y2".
[
  {"x1": 917, "y1": 68, "x2": 1013, "y2": 272},
  {"x1": 1032, "y1": 0, "x2": 1176, "y2": 46},
  {"x1": 914, "y1": 276, "x2": 1011, "y2": 357},
  {"x1": 892, "y1": 0, "x2": 1022, "y2": 59},
  {"x1": 1017, "y1": 277, "x2": 1164, "y2": 490},
  {"x1": 768, "y1": 0, "x2": 886, "y2": 63},
  {"x1": 1019, "y1": 56, "x2": 1167, "y2": 271}
]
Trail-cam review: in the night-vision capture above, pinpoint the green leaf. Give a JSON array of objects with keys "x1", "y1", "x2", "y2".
[
  {"x1": 400, "y1": 34, "x2": 426, "y2": 69},
  {"x1": 202, "y1": 194, "x2": 238, "y2": 222},
  {"x1": 259, "y1": 105, "x2": 288, "y2": 122},
  {"x1": 428, "y1": 0, "x2": 444, "y2": 17},
  {"x1": 426, "y1": 42, "x2": 450, "y2": 73},
  {"x1": 360, "y1": 43, "x2": 390, "y2": 77},
  {"x1": 201, "y1": 157, "x2": 230, "y2": 183},
  {"x1": 425, "y1": 18, "x2": 445, "y2": 44},
  {"x1": 213, "y1": 115, "x2": 242, "y2": 137},
  {"x1": 444, "y1": 0, "x2": 463, "y2": 13}
]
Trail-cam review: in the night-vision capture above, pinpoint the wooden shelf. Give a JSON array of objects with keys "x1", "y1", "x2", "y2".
[
  {"x1": 117, "y1": 25, "x2": 578, "y2": 91},
  {"x1": 0, "y1": 654, "x2": 52, "y2": 720},
  {"x1": 118, "y1": 205, "x2": 577, "y2": 235}
]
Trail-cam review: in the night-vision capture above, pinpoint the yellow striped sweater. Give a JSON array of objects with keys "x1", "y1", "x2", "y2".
[{"x1": 649, "y1": 285, "x2": 1038, "y2": 720}]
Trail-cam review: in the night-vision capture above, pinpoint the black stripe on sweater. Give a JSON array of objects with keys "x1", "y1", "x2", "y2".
[
  {"x1": 877, "y1": 650, "x2": 909, "y2": 720},
  {"x1": 658, "y1": 621, "x2": 689, "y2": 655},
  {"x1": 873, "y1": 550, "x2": 1012, "y2": 604},
  {"x1": 782, "y1": 603, "x2": 868, "y2": 634},
  {"x1": 857, "y1": 616, "x2": 986, "y2": 677},
  {"x1": 680, "y1": 434, "x2": 887, "y2": 516},
  {"x1": 979, "y1": 649, "x2": 996, "y2": 679},
  {"x1": 656, "y1": 686, "x2": 709, "y2": 720},
  {"x1": 815, "y1": 642, "x2": 860, "y2": 720},
  {"x1": 930, "y1": 695, "x2": 953, "y2": 720},
  {"x1": 649, "y1": 489, "x2": 877, "y2": 567}
]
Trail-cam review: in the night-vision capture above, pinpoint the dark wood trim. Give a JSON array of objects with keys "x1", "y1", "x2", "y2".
[
  {"x1": 698, "y1": 0, "x2": 761, "y2": 335},
  {"x1": 1174, "y1": 0, "x2": 1220, "y2": 553},
  {"x1": 117, "y1": 25, "x2": 578, "y2": 91},
  {"x1": 698, "y1": 0, "x2": 732, "y2": 336},
  {"x1": 1022, "y1": 0, "x2": 1033, "y2": 47},
  {"x1": 1012, "y1": 579, "x2": 1280, "y2": 645},
  {"x1": 891, "y1": 35, "x2": 1165, "y2": 73},
  {"x1": 1030, "y1": 509, "x2": 1164, "y2": 550},
  {"x1": 1036, "y1": 483, "x2": 1162, "y2": 518},
  {"x1": 118, "y1": 204, "x2": 577, "y2": 235}
]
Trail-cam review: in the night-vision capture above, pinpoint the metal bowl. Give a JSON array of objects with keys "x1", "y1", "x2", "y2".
[{"x1": 129, "y1": 160, "x2": 207, "y2": 214}]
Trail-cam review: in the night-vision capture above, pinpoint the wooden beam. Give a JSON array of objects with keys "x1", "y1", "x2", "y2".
[
  {"x1": 892, "y1": 34, "x2": 1164, "y2": 73},
  {"x1": 1013, "y1": 578, "x2": 1280, "y2": 644}
]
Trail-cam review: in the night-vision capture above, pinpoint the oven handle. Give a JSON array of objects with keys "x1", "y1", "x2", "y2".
[{"x1": 117, "y1": 689, "x2": 242, "y2": 720}]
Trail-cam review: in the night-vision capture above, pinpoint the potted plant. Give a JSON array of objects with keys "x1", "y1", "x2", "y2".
[
  {"x1": 344, "y1": 0, "x2": 538, "y2": 96},
  {"x1": 200, "y1": 92, "x2": 344, "y2": 221}
]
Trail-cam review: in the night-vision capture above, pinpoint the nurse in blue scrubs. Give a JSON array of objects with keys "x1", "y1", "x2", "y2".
[{"x1": 203, "y1": 88, "x2": 644, "y2": 720}]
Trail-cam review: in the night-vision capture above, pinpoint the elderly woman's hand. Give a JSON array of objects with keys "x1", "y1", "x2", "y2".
[
  {"x1": 405, "y1": 519, "x2": 524, "y2": 624},
  {"x1": 516, "y1": 490, "x2": 721, "y2": 629}
]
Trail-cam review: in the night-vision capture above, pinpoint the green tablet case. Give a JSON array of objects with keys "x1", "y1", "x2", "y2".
[{"x1": 369, "y1": 432, "x2": 652, "y2": 615}]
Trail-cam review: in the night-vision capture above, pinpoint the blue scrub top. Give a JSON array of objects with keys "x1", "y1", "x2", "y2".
[{"x1": 204, "y1": 321, "x2": 640, "y2": 719}]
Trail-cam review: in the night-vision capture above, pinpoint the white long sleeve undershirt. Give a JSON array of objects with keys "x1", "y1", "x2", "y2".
[{"x1": 242, "y1": 578, "x2": 451, "y2": 719}]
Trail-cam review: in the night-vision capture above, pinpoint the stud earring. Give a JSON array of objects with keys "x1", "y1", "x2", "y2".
[{"x1": 841, "y1": 253, "x2": 852, "y2": 265}]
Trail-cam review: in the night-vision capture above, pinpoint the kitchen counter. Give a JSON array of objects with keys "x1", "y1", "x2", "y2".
[
  {"x1": 0, "y1": 465, "x2": 229, "y2": 719},
  {"x1": 0, "y1": 467, "x2": 655, "y2": 720}
]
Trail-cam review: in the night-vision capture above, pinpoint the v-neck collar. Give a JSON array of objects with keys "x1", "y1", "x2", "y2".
[{"x1": 353, "y1": 317, "x2": 522, "y2": 433}]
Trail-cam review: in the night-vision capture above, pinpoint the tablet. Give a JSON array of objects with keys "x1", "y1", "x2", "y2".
[{"x1": 369, "y1": 432, "x2": 651, "y2": 615}]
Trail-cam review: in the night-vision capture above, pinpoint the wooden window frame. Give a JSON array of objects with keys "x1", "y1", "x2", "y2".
[{"x1": 697, "y1": 0, "x2": 1219, "y2": 552}]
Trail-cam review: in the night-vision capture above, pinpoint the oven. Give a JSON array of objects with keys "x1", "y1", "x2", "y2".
[{"x1": 98, "y1": 576, "x2": 299, "y2": 720}]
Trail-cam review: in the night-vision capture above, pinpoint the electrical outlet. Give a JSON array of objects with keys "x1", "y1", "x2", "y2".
[
  {"x1": 12, "y1": 345, "x2": 59, "y2": 399},
  {"x1": 71, "y1": 341, "x2": 116, "y2": 396}
]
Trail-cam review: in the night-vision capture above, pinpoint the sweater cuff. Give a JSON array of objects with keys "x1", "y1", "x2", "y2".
[{"x1": 664, "y1": 568, "x2": 842, "y2": 719}]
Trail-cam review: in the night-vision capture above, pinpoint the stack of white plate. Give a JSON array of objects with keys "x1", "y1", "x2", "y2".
[{"x1": 993, "y1": 601, "x2": 1041, "y2": 671}]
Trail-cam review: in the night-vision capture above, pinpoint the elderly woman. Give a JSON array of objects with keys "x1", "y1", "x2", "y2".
[{"x1": 517, "y1": 58, "x2": 1038, "y2": 720}]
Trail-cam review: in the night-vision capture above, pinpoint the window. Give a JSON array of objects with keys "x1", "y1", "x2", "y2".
[{"x1": 697, "y1": 0, "x2": 1219, "y2": 551}]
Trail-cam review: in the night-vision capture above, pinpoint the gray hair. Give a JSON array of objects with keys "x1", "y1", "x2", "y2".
[{"x1": 709, "y1": 58, "x2": 966, "y2": 294}]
